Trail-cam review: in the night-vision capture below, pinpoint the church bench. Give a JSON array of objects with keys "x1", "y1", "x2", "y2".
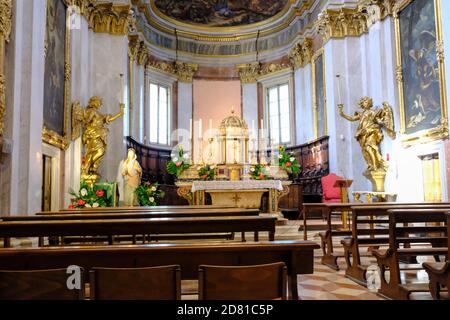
[
  {"x1": 41, "y1": 206, "x2": 244, "y2": 215},
  {"x1": 0, "y1": 216, "x2": 277, "y2": 247},
  {"x1": 0, "y1": 240, "x2": 320, "y2": 300},
  {"x1": 2, "y1": 208, "x2": 261, "y2": 221},
  {"x1": 342, "y1": 205, "x2": 450, "y2": 285},
  {"x1": 372, "y1": 209, "x2": 448, "y2": 300},
  {"x1": 316, "y1": 202, "x2": 450, "y2": 271},
  {"x1": 422, "y1": 212, "x2": 450, "y2": 300}
]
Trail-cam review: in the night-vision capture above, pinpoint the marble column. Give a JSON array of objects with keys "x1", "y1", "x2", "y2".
[
  {"x1": 89, "y1": 32, "x2": 128, "y2": 182},
  {"x1": 2, "y1": 0, "x2": 46, "y2": 215},
  {"x1": 294, "y1": 66, "x2": 314, "y2": 143},
  {"x1": 178, "y1": 81, "x2": 193, "y2": 152},
  {"x1": 64, "y1": 13, "x2": 91, "y2": 207}
]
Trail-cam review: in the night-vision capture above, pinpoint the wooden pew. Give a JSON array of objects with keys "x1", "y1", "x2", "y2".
[
  {"x1": 2, "y1": 209, "x2": 261, "y2": 221},
  {"x1": 423, "y1": 212, "x2": 450, "y2": 300},
  {"x1": 0, "y1": 216, "x2": 277, "y2": 247},
  {"x1": 43, "y1": 205, "x2": 239, "y2": 215},
  {"x1": 0, "y1": 240, "x2": 320, "y2": 300},
  {"x1": 342, "y1": 204, "x2": 450, "y2": 285},
  {"x1": 303, "y1": 202, "x2": 449, "y2": 270},
  {"x1": 2, "y1": 209, "x2": 261, "y2": 245},
  {"x1": 372, "y1": 209, "x2": 448, "y2": 300}
]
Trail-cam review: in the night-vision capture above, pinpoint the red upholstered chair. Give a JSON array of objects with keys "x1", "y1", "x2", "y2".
[{"x1": 321, "y1": 173, "x2": 344, "y2": 203}]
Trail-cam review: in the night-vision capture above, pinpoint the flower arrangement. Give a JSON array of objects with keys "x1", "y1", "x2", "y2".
[
  {"x1": 249, "y1": 164, "x2": 271, "y2": 180},
  {"x1": 68, "y1": 181, "x2": 111, "y2": 209},
  {"x1": 166, "y1": 146, "x2": 191, "y2": 177},
  {"x1": 278, "y1": 145, "x2": 301, "y2": 174},
  {"x1": 135, "y1": 182, "x2": 165, "y2": 206},
  {"x1": 197, "y1": 164, "x2": 216, "y2": 181}
]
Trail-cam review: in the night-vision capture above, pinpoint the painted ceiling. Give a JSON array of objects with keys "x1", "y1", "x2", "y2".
[{"x1": 153, "y1": 0, "x2": 290, "y2": 28}]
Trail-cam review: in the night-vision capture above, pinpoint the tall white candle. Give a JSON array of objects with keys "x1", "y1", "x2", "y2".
[
  {"x1": 119, "y1": 74, "x2": 124, "y2": 103},
  {"x1": 199, "y1": 119, "x2": 203, "y2": 139},
  {"x1": 336, "y1": 75, "x2": 342, "y2": 105},
  {"x1": 189, "y1": 118, "x2": 193, "y2": 140}
]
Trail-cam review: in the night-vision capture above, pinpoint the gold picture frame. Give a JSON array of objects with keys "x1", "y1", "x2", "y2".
[
  {"x1": 42, "y1": 0, "x2": 71, "y2": 150},
  {"x1": 312, "y1": 48, "x2": 327, "y2": 139},
  {"x1": 394, "y1": 0, "x2": 448, "y2": 148}
]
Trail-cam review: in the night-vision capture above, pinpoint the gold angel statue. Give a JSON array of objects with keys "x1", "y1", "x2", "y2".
[
  {"x1": 338, "y1": 97, "x2": 396, "y2": 174},
  {"x1": 72, "y1": 96, "x2": 124, "y2": 183}
]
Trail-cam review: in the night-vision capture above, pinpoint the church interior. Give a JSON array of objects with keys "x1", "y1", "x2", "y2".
[{"x1": 1, "y1": 0, "x2": 450, "y2": 302}]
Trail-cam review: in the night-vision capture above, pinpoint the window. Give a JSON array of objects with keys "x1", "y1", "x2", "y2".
[
  {"x1": 267, "y1": 83, "x2": 291, "y2": 145},
  {"x1": 149, "y1": 83, "x2": 171, "y2": 145}
]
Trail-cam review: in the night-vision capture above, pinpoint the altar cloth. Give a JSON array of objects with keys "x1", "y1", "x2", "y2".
[{"x1": 191, "y1": 180, "x2": 284, "y2": 193}]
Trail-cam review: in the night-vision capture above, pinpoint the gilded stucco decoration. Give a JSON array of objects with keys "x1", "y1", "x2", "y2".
[
  {"x1": 175, "y1": 62, "x2": 199, "y2": 83},
  {"x1": 316, "y1": 8, "x2": 369, "y2": 43},
  {"x1": 236, "y1": 62, "x2": 261, "y2": 84},
  {"x1": 86, "y1": 2, "x2": 133, "y2": 36},
  {"x1": 147, "y1": 59, "x2": 198, "y2": 83},
  {"x1": 0, "y1": 0, "x2": 12, "y2": 138},
  {"x1": 288, "y1": 38, "x2": 313, "y2": 69}
]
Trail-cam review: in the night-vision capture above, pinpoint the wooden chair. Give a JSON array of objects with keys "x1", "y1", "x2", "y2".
[
  {"x1": 198, "y1": 262, "x2": 287, "y2": 300},
  {"x1": 0, "y1": 268, "x2": 85, "y2": 300},
  {"x1": 89, "y1": 265, "x2": 181, "y2": 300}
]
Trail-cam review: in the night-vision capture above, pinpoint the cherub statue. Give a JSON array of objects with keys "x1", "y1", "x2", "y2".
[
  {"x1": 117, "y1": 148, "x2": 142, "y2": 206},
  {"x1": 338, "y1": 97, "x2": 396, "y2": 174},
  {"x1": 72, "y1": 97, "x2": 124, "y2": 181}
]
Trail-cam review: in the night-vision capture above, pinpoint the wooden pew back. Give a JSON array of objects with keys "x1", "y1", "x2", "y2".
[
  {"x1": 373, "y1": 208, "x2": 448, "y2": 300},
  {"x1": 0, "y1": 240, "x2": 320, "y2": 300}
]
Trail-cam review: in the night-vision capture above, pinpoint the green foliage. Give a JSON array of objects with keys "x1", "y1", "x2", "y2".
[
  {"x1": 68, "y1": 181, "x2": 112, "y2": 209},
  {"x1": 197, "y1": 164, "x2": 216, "y2": 181},
  {"x1": 277, "y1": 145, "x2": 301, "y2": 174},
  {"x1": 249, "y1": 164, "x2": 271, "y2": 180},
  {"x1": 166, "y1": 146, "x2": 191, "y2": 177},
  {"x1": 135, "y1": 182, "x2": 165, "y2": 206}
]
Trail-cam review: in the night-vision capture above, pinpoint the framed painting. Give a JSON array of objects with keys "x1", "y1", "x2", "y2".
[
  {"x1": 312, "y1": 49, "x2": 327, "y2": 138},
  {"x1": 394, "y1": 0, "x2": 447, "y2": 147},
  {"x1": 42, "y1": 0, "x2": 71, "y2": 150}
]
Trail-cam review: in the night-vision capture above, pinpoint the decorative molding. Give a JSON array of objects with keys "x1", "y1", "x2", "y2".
[
  {"x1": 85, "y1": 2, "x2": 133, "y2": 36},
  {"x1": 236, "y1": 61, "x2": 292, "y2": 83},
  {"x1": 175, "y1": 62, "x2": 198, "y2": 83},
  {"x1": 147, "y1": 59, "x2": 198, "y2": 83},
  {"x1": 316, "y1": 8, "x2": 368, "y2": 43},
  {"x1": 288, "y1": 38, "x2": 313, "y2": 69},
  {"x1": 0, "y1": 75, "x2": 5, "y2": 137},
  {"x1": 0, "y1": 0, "x2": 12, "y2": 138},
  {"x1": 0, "y1": 0, "x2": 12, "y2": 42},
  {"x1": 42, "y1": 127, "x2": 69, "y2": 150},
  {"x1": 236, "y1": 62, "x2": 261, "y2": 84}
]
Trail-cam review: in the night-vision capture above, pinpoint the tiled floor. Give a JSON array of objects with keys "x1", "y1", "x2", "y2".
[{"x1": 6, "y1": 218, "x2": 439, "y2": 300}]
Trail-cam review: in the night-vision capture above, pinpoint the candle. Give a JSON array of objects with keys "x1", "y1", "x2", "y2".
[
  {"x1": 336, "y1": 74, "x2": 342, "y2": 105},
  {"x1": 231, "y1": 105, "x2": 235, "y2": 114},
  {"x1": 119, "y1": 73, "x2": 124, "y2": 103},
  {"x1": 209, "y1": 119, "x2": 212, "y2": 139},
  {"x1": 189, "y1": 118, "x2": 193, "y2": 140},
  {"x1": 199, "y1": 119, "x2": 203, "y2": 139}
]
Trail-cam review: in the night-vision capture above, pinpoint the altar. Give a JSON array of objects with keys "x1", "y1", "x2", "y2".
[{"x1": 176, "y1": 180, "x2": 291, "y2": 214}]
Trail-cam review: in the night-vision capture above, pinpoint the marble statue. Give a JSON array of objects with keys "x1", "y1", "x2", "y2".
[{"x1": 117, "y1": 148, "x2": 142, "y2": 206}]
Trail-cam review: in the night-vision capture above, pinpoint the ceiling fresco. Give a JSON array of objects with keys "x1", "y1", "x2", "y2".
[{"x1": 153, "y1": 0, "x2": 290, "y2": 27}]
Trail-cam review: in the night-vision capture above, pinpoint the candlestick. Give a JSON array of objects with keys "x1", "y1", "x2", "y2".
[{"x1": 336, "y1": 74, "x2": 342, "y2": 105}]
